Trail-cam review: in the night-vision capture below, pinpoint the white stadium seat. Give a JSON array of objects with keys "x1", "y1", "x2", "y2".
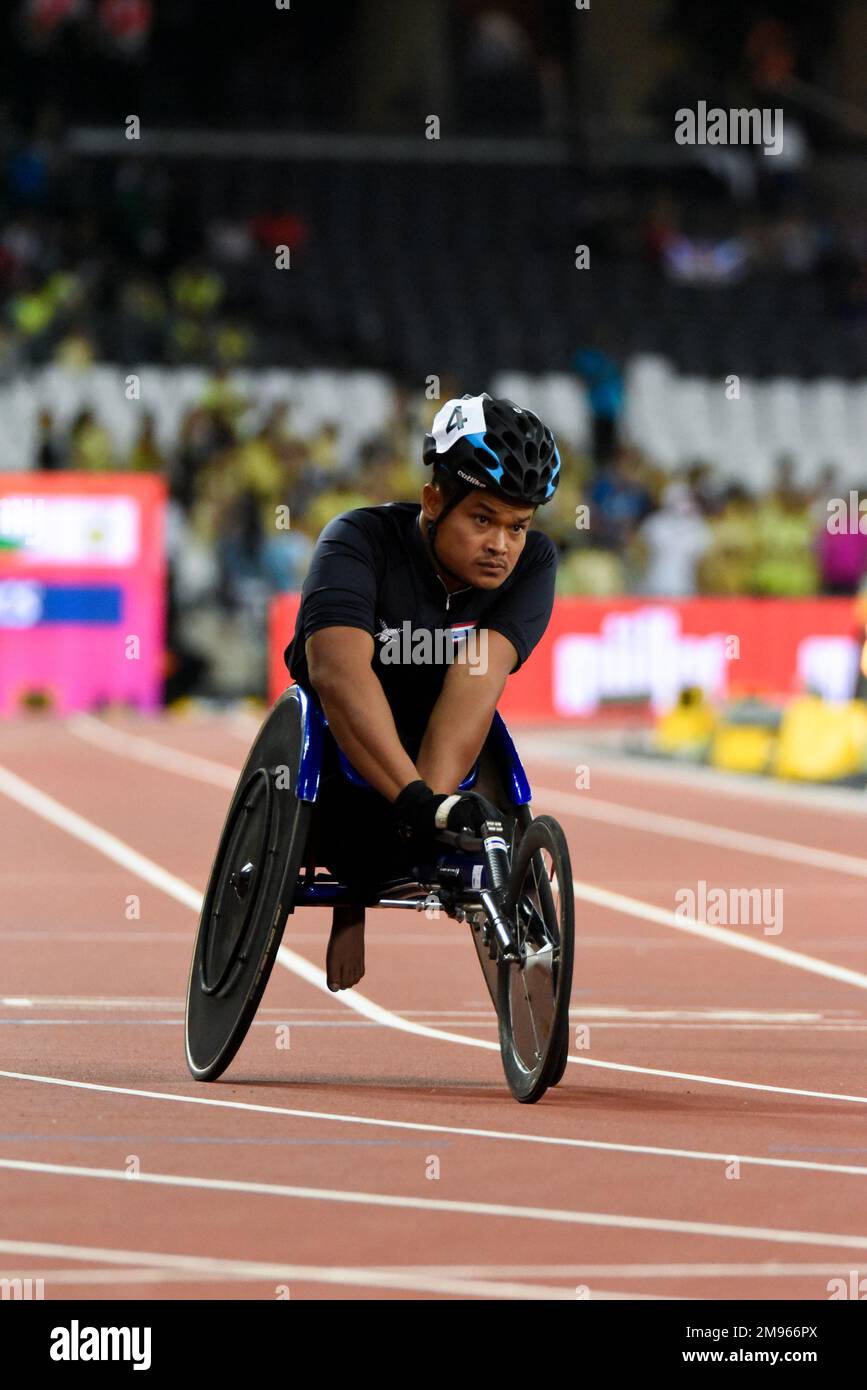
[{"x1": 1, "y1": 362, "x2": 866, "y2": 488}]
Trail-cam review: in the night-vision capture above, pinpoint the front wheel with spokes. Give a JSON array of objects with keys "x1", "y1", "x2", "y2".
[{"x1": 496, "y1": 815, "x2": 574, "y2": 1103}]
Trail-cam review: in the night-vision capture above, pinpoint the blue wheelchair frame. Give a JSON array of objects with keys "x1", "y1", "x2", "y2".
[{"x1": 289, "y1": 684, "x2": 532, "y2": 910}]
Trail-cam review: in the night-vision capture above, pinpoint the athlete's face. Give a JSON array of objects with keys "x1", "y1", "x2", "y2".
[{"x1": 421, "y1": 484, "x2": 535, "y2": 590}]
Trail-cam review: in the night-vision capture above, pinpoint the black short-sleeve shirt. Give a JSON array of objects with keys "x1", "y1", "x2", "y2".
[{"x1": 284, "y1": 502, "x2": 556, "y2": 749}]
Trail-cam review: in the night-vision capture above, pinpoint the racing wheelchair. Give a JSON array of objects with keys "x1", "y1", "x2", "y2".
[{"x1": 185, "y1": 684, "x2": 574, "y2": 1103}]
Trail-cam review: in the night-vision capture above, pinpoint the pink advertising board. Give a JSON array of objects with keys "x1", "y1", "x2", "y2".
[{"x1": 0, "y1": 473, "x2": 166, "y2": 716}]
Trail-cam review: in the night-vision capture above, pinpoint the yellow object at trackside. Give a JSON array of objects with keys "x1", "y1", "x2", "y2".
[
  {"x1": 774, "y1": 696, "x2": 867, "y2": 781},
  {"x1": 710, "y1": 723, "x2": 777, "y2": 774},
  {"x1": 655, "y1": 691, "x2": 717, "y2": 758}
]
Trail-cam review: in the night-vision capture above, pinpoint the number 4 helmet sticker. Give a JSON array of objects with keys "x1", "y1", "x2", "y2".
[{"x1": 429, "y1": 394, "x2": 489, "y2": 453}]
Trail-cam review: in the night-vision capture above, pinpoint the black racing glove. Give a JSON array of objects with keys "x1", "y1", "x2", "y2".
[{"x1": 392, "y1": 780, "x2": 502, "y2": 847}]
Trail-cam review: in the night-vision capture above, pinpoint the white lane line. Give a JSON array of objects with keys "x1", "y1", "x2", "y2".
[
  {"x1": 59, "y1": 721, "x2": 867, "y2": 990},
  {"x1": 1, "y1": 1157, "x2": 865, "y2": 1251},
  {"x1": 368, "y1": 1261, "x2": 850, "y2": 1280},
  {"x1": 0, "y1": 1264, "x2": 659, "y2": 1298},
  {"x1": 523, "y1": 739, "x2": 867, "y2": 816},
  {"x1": 0, "y1": 1239, "x2": 648, "y2": 1301},
  {"x1": 1, "y1": 1001, "x2": 850, "y2": 1025},
  {"x1": 12, "y1": 1016, "x2": 867, "y2": 1035},
  {"x1": 409, "y1": 1007, "x2": 830, "y2": 1022},
  {"x1": 0, "y1": 1001, "x2": 829, "y2": 1022},
  {"x1": 1, "y1": 997, "x2": 185, "y2": 1010},
  {"x1": 14, "y1": 1258, "x2": 841, "y2": 1283},
  {"x1": 277, "y1": 941, "x2": 867, "y2": 1102},
  {"x1": 10, "y1": 1019, "x2": 867, "y2": 1037},
  {"x1": 2, "y1": 760, "x2": 867, "y2": 1107},
  {"x1": 0, "y1": 1255, "x2": 847, "y2": 1286},
  {"x1": 569, "y1": 881, "x2": 867, "y2": 994},
  {"x1": 69, "y1": 715, "x2": 237, "y2": 789},
  {"x1": 579, "y1": 1007, "x2": 828, "y2": 1023},
  {"x1": 0, "y1": 1266, "x2": 211, "y2": 1288},
  {"x1": 0, "y1": 763, "x2": 201, "y2": 913},
  {"x1": 2, "y1": 1070, "x2": 867, "y2": 1178},
  {"x1": 535, "y1": 784, "x2": 867, "y2": 880},
  {"x1": 54, "y1": 725, "x2": 867, "y2": 992},
  {"x1": 70, "y1": 715, "x2": 867, "y2": 877},
  {"x1": 0, "y1": 932, "x2": 191, "y2": 944}
]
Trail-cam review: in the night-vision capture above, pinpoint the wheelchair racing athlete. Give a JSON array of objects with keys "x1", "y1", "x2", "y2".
[{"x1": 283, "y1": 392, "x2": 561, "y2": 991}]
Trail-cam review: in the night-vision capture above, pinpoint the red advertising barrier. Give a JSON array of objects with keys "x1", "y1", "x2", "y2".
[{"x1": 269, "y1": 595, "x2": 863, "y2": 722}]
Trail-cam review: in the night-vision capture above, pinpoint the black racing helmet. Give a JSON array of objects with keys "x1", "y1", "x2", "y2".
[{"x1": 423, "y1": 393, "x2": 561, "y2": 507}]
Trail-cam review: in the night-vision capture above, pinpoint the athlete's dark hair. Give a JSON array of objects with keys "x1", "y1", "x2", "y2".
[{"x1": 431, "y1": 462, "x2": 459, "y2": 501}]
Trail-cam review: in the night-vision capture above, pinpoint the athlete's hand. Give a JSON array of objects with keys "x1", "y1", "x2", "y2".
[{"x1": 392, "y1": 780, "x2": 501, "y2": 846}]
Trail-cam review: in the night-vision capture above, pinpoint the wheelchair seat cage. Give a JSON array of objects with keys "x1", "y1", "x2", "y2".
[{"x1": 291, "y1": 683, "x2": 532, "y2": 913}]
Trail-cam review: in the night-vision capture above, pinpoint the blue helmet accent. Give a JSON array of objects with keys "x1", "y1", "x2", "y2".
[
  {"x1": 543, "y1": 444, "x2": 561, "y2": 499},
  {"x1": 464, "y1": 432, "x2": 505, "y2": 484}
]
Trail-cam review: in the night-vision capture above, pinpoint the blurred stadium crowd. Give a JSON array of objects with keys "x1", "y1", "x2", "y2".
[
  {"x1": 2, "y1": 0, "x2": 867, "y2": 697},
  {"x1": 23, "y1": 371, "x2": 866, "y2": 698},
  {"x1": 3, "y1": 3, "x2": 867, "y2": 382}
]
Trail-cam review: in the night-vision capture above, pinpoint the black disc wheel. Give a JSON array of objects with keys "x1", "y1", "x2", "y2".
[
  {"x1": 496, "y1": 815, "x2": 574, "y2": 1103},
  {"x1": 185, "y1": 686, "x2": 312, "y2": 1081}
]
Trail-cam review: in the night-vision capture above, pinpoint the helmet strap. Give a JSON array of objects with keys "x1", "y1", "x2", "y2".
[{"x1": 422, "y1": 483, "x2": 475, "y2": 585}]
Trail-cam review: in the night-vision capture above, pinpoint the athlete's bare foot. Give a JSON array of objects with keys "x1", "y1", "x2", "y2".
[{"x1": 326, "y1": 903, "x2": 366, "y2": 991}]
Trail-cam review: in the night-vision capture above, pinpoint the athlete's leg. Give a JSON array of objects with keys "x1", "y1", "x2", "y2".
[
  {"x1": 310, "y1": 739, "x2": 404, "y2": 990},
  {"x1": 326, "y1": 902, "x2": 366, "y2": 992}
]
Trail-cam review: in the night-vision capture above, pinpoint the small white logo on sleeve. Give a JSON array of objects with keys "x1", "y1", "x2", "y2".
[{"x1": 376, "y1": 617, "x2": 401, "y2": 643}]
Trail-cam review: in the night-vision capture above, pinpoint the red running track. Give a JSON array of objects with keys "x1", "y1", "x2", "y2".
[{"x1": 1, "y1": 709, "x2": 866, "y2": 1301}]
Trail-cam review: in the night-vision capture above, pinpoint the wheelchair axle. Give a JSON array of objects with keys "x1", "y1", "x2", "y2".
[{"x1": 230, "y1": 861, "x2": 255, "y2": 901}]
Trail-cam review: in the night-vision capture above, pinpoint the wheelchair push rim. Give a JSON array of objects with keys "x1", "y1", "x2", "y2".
[
  {"x1": 496, "y1": 814, "x2": 574, "y2": 1104},
  {"x1": 185, "y1": 686, "x2": 311, "y2": 1081}
]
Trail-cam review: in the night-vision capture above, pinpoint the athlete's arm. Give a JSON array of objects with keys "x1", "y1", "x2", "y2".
[
  {"x1": 305, "y1": 627, "x2": 419, "y2": 801},
  {"x1": 415, "y1": 530, "x2": 557, "y2": 795},
  {"x1": 415, "y1": 630, "x2": 517, "y2": 794}
]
